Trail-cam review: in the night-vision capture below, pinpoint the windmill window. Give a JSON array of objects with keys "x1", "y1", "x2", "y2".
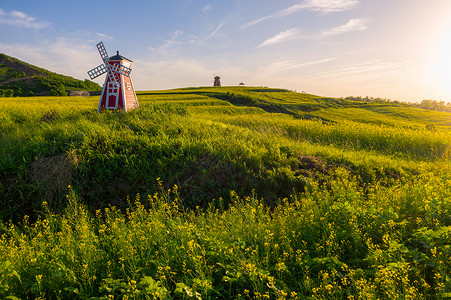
[{"x1": 108, "y1": 86, "x2": 118, "y2": 94}]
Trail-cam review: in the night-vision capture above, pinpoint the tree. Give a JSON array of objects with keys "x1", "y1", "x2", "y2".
[{"x1": 50, "y1": 83, "x2": 66, "y2": 96}]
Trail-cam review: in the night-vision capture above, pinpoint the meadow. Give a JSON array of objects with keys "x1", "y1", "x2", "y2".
[{"x1": 0, "y1": 87, "x2": 450, "y2": 299}]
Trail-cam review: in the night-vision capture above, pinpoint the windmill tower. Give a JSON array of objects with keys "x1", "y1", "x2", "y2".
[
  {"x1": 88, "y1": 42, "x2": 139, "y2": 112},
  {"x1": 213, "y1": 75, "x2": 221, "y2": 87}
]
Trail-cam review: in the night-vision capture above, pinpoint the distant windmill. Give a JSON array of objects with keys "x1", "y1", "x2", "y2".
[
  {"x1": 213, "y1": 75, "x2": 221, "y2": 87},
  {"x1": 87, "y1": 42, "x2": 139, "y2": 112}
]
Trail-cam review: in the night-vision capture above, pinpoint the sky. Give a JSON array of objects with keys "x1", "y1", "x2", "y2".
[{"x1": 1, "y1": 0, "x2": 451, "y2": 102}]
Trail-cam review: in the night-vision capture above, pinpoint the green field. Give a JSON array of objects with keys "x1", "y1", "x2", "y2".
[{"x1": 0, "y1": 87, "x2": 450, "y2": 299}]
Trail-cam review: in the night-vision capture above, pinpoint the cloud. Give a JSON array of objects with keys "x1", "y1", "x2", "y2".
[
  {"x1": 202, "y1": 4, "x2": 212, "y2": 14},
  {"x1": 0, "y1": 34, "x2": 129, "y2": 84},
  {"x1": 0, "y1": 9, "x2": 50, "y2": 29},
  {"x1": 288, "y1": 57, "x2": 337, "y2": 69},
  {"x1": 308, "y1": 60, "x2": 405, "y2": 79},
  {"x1": 258, "y1": 28, "x2": 302, "y2": 47},
  {"x1": 95, "y1": 32, "x2": 114, "y2": 40},
  {"x1": 172, "y1": 30, "x2": 184, "y2": 39},
  {"x1": 132, "y1": 58, "x2": 249, "y2": 90},
  {"x1": 256, "y1": 58, "x2": 336, "y2": 76},
  {"x1": 304, "y1": 0, "x2": 359, "y2": 13},
  {"x1": 158, "y1": 40, "x2": 183, "y2": 53},
  {"x1": 200, "y1": 22, "x2": 224, "y2": 43},
  {"x1": 148, "y1": 30, "x2": 185, "y2": 54},
  {"x1": 241, "y1": 0, "x2": 359, "y2": 29},
  {"x1": 241, "y1": 4, "x2": 306, "y2": 29},
  {"x1": 322, "y1": 18, "x2": 367, "y2": 36}
]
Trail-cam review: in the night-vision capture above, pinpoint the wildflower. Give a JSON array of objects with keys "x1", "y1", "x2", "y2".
[
  {"x1": 431, "y1": 247, "x2": 437, "y2": 257},
  {"x1": 36, "y1": 274, "x2": 43, "y2": 284},
  {"x1": 276, "y1": 262, "x2": 287, "y2": 272}
]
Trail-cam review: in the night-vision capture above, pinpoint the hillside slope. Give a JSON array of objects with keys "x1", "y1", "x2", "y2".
[
  {"x1": 1, "y1": 87, "x2": 449, "y2": 220},
  {"x1": 141, "y1": 86, "x2": 451, "y2": 129},
  {"x1": 0, "y1": 87, "x2": 450, "y2": 299},
  {"x1": 0, "y1": 53, "x2": 101, "y2": 96}
]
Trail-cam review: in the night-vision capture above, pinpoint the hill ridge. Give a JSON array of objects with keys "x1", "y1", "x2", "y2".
[{"x1": 0, "y1": 53, "x2": 101, "y2": 97}]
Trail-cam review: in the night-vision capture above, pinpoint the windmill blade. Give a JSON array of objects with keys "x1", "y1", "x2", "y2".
[
  {"x1": 106, "y1": 64, "x2": 122, "y2": 87},
  {"x1": 97, "y1": 42, "x2": 109, "y2": 63},
  {"x1": 111, "y1": 62, "x2": 132, "y2": 77},
  {"x1": 103, "y1": 63, "x2": 132, "y2": 88},
  {"x1": 87, "y1": 64, "x2": 107, "y2": 79}
]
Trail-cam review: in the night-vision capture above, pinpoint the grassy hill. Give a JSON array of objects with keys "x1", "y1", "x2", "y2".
[
  {"x1": 0, "y1": 87, "x2": 450, "y2": 298},
  {"x1": 0, "y1": 53, "x2": 101, "y2": 97}
]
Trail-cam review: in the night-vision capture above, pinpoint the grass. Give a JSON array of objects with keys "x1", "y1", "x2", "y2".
[
  {"x1": 0, "y1": 86, "x2": 450, "y2": 298},
  {"x1": 0, "y1": 174, "x2": 449, "y2": 299}
]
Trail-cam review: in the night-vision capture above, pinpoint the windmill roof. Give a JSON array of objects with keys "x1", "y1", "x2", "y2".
[{"x1": 109, "y1": 51, "x2": 132, "y2": 62}]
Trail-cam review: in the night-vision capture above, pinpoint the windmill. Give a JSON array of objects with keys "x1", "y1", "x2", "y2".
[
  {"x1": 88, "y1": 42, "x2": 139, "y2": 112},
  {"x1": 213, "y1": 75, "x2": 221, "y2": 87}
]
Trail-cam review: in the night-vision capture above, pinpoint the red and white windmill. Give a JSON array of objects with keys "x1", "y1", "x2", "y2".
[{"x1": 88, "y1": 42, "x2": 139, "y2": 112}]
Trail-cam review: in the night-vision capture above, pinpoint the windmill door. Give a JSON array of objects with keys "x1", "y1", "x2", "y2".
[{"x1": 106, "y1": 82, "x2": 119, "y2": 109}]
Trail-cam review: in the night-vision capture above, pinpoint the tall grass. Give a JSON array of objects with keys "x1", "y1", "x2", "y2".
[
  {"x1": 0, "y1": 88, "x2": 450, "y2": 298},
  {"x1": 1, "y1": 91, "x2": 450, "y2": 219},
  {"x1": 204, "y1": 113, "x2": 450, "y2": 161},
  {"x1": 0, "y1": 171, "x2": 449, "y2": 299}
]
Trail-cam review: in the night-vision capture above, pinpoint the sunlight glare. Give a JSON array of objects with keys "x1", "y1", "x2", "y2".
[{"x1": 431, "y1": 23, "x2": 451, "y2": 100}]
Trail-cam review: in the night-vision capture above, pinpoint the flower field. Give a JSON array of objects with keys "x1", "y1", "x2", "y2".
[{"x1": 0, "y1": 87, "x2": 450, "y2": 299}]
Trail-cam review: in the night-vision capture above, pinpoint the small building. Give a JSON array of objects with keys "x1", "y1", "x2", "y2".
[
  {"x1": 70, "y1": 91, "x2": 90, "y2": 97},
  {"x1": 97, "y1": 51, "x2": 139, "y2": 112},
  {"x1": 88, "y1": 42, "x2": 139, "y2": 112},
  {"x1": 214, "y1": 76, "x2": 221, "y2": 87}
]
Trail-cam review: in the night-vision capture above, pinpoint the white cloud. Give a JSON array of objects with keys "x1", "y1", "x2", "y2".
[
  {"x1": 149, "y1": 30, "x2": 185, "y2": 54},
  {"x1": 132, "y1": 58, "x2": 249, "y2": 90},
  {"x1": 200, "y1": 22, "x2": 224, "y2": 43},
  {"x1": 256, "y1": 58, "x2": 336, "y2": 76},
  {"x1": 241, "y1": 4, "x2": 306, "y2": 29},
  {"x1": 132, "y1": 59, "x2": 210, "y2": 90},
  {"x1": 158, "y1": 40, "x2": 183, "y2": 53},
  {"x1": 202, "y1": 4, "x2": 212, "y2": 14},
  {"x1": 241, "y1": 0, "x2": 359, "y2": 29},
  {"x1": 0, "y1": 38, "x2": 106, "y2": 83},
  {"x1": 95, "y1": 32, "x2": 114, "y2": 40},
  {"x1": 308, "y1": 60, "x2": 405, "y2": 79},
  {"x1": 258, "y1": 28, "x2": 302, "y2": 47},
  {"x1": 304, "y1": 0, "x2": 359, "y2": 13},
  {"x1": 172, "y1": 30, "x2": 184, "y2": 39},
  {"x1": 322, "y1": 18, "x2": 367, "y2": 36},
  {"x1": 0, "y1": 9, "x2": 50, "y2": 29}
]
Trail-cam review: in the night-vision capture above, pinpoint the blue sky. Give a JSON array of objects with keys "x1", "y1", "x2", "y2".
[{"x1": 1, "y1": 0, "x2": 451, "y2": 102}]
